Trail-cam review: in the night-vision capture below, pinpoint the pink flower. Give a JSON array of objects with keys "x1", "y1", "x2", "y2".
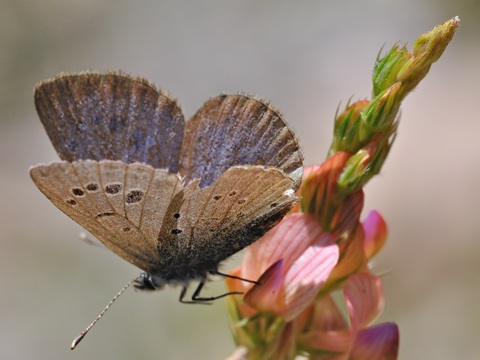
[
  {"x1": 298, "y1": 272, "x2": 399, "y2": 359},
  {"x1": 226, "y1": 157, "x2": 393, "y2": 359},
  {"x1": 362, "y1": 210, "x2": 387, "y2": 259},
  {"x1": 326, "y1": 209, "x2": 388, "y2": 287},
  {"x1": 226, "y1": 213, "x2": 339, "y2": 322},
  {"x1": 297, "y1": 158, "x2": 366, "y2": 247}
]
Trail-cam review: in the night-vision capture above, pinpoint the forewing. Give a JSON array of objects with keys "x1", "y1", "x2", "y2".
[
  {"x1": 34, "y1": 72, "x2": 185, "y2": 172},
  {"x1": 168, "y1": 166, "x2": 298, "y2": 266},
  {"x1": 179, "y1": 95, "x2": 303, "y2": 188},
  {"x1": 30, "y1": 160, "x2": 184, "y2": 273}
]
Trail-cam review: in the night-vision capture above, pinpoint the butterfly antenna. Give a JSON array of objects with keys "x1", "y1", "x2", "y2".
[{"x1": 70, "y1": 277, "x2": 137, "y2": 350}]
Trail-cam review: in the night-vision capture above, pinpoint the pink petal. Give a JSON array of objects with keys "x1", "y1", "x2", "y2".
[
  {"x1": 335, "y1": 190, "x2": 364, "y2": 238},
  {"x1": 299, "y1": 329, "x2": 353, "y2": 356},
  {"x1": 310, "y1": 295, "x2": 348, "y2": 331},
  {"x1": 328, "y1": 227, "x2": 366, "y2": 283},
  {"x1": 362, "y1": 210, "x2": 388, "y2": 259},
  {"x1": 344, "y1": 272, "x2": 385, "y2": 330},
  {"x1": 241, "y1": 213, "x2": 324, "y2": 281},
  {"x1": 302, "y1": 164, "x2": 323, "y2": 180},
  {"x1": 300, "y1": 152, "x2": 351, "y2": 219},
  {"x1": 350, "y1": 323, "x2": 399, "y2": 360},
  {"x1": 244, "y1": 259, "x2": 284, "y2": 313},
  {"x1": 282, "y1": 233, "x2": 338, "y2": 321}
]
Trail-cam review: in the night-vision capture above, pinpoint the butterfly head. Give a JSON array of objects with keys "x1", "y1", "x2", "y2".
[{"x1": 133, "y1": 272, "x2": 163, "y2": 291}]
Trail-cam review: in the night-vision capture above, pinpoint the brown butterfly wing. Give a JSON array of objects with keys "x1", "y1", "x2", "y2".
[
  {"x1": 179, "y1": 95, "x2": 303, "y2": 188},
  {"x1": 154, "y1": 166, "x2": 298, "y2": 275},
  {"x1": 34, "y1": 72, "x2": 185, "y2": 172},
  {"x1": 30, "y1": 160, "x2": 184, "y2": 274}
]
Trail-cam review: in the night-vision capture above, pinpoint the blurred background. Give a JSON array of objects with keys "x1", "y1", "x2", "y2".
[{"x1": 1, "y1": 1, "x2": 478, "y2": 359}]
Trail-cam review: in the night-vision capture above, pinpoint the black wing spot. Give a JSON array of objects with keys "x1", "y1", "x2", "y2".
[
  {"x1": 173, "y1": 213, "x2": 181, "y2": 219},
  {"x1": 171, "y1": 229, "x2": 183, "y2": 235},
  {"x1": 66, "y1": 199, "x2": 77, "y2": 206},
  {"x1": 122, "y1": 227, "x2": 131, "y2": 232},
  {"x1": 72, "y1": 188, "x2": 85, "y2": 196},
  {"x1": 213, "y1": 195, "x2": 222, "y2": 200},
  {"x1": 86, "y1": 183, "x2": 99, "y2": 191},
  {"x1": 228, "y1": 191, "x2": 237, "y2": 196},
  {"x1": 126, "y1": 190, "x2": 144, "y2": 204},
  {"x1": 105, "y1": 184, "x2": 121, "y2": 194}
]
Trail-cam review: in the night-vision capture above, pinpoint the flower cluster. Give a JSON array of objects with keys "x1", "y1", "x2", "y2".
[{"x1": 225, "y1": 17, "x2": 458, "y2": 360}]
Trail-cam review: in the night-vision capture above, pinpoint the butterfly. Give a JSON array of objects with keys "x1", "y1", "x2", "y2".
[{"x1": 30, "y1": 71, "x2": 303, "y2": 301}]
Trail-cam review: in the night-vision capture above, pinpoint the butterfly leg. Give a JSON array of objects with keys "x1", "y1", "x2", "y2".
[
  {"x1": 211, "y1": 270, "x2": 260, "y2": 286},
  {"x1": 191, "y1": 281, "x2": 244, "y2": 302},
  {"x1": 178, "y1": 281, "x2": 245, "y2": 304},
  {"x1": 178, "y1": 284, "x2": 210, "y2": 305}
]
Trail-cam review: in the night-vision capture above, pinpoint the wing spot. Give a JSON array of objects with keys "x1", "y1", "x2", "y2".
[
  {"x1": 229, "y1": 191, "x2": 237, "y2": 196},
  {"x1": 105, "y1": 184, "x2": 121, "y2": 194},
  {"x1": 173, "y1": 213, "x2": 181, "y2": 219},
  {"x1": 126, "y1": 190, "x2": 144, "y2": 204},
  {"x1": 66, "y1": 199, "x2": 77, "y2": 206},
  {"x1": 96, "y1": 212, "x2": 115, "y2": 218},
  {"x1": 72, "y1": 188, "x2": 85, "y2": 196},
  {"x1": 213, "y1": 195, "x2": 222, "y2": 200},
  {"x1": 86, "y1": 183, "x2": 99, "y2": 191},
  {"x1": 237, "y1": 199, "x2": 246, "y2": 204},
  {"x1": 122, "y1": 227, "x2": 131, "y2": 232},
  {"x1": 171, "y1": 229, "x2": 183, "y2": 235}
]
